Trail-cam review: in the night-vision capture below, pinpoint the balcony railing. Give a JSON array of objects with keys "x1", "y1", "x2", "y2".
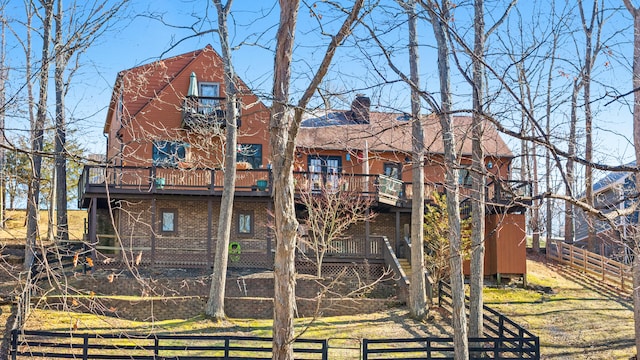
[
  {"x1": 78, "y1": 165, "x2": 531, "y2": 209},
  {"x1": 181, "y1": 96, "x2": 241, "y2": 130}
]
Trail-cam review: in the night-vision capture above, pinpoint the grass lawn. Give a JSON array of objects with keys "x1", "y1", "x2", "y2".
[
  {"x1": 0, "y1": 209, "x2": 87, "y2": 243},
  {"x1": 22, "y1": 307, "x2": 453, "y2": 358},
  {"x1": 486, "y1": 256, "x2": 634, "y2": 359},
  {"x1": 10, "y1": 253, "x2": 636, "y2": 359}
]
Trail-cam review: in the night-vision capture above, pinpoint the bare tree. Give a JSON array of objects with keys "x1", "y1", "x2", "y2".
[
  {"x1": 423, "y1": 0, "x2": 468, "y2": 358},
  {"x1": 297, "y1": 183, "x2": 375, "y2": 278},
  {"x1": 269, "y1": 1, "x2": 364, "y2": 357},
  {"x1": 25, "y1": 0, "x2": 54, "y2": 269},
  {"x1": 0, "y1": 9, "x2": 7, "y2": 229},
  {"x1": 621, "y1": 0, "x2": 640, "y2": 355},
  {"x1": 578, "y1": 0, "x2": 604, "y2": 252},
  {"x1": 404, "y1": 0, "x2": 428, "y2": 320},
  {"x1": 206, "y1": 0, "x2": 239, "y2": 321},
  {"x1": 52, "y1": 0, "x2": 126, "y2": 241}
]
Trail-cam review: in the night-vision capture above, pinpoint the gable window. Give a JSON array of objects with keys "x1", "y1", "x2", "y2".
[
  {"x1": 153, "y1": 140, "x2": 189, "y2": 167},
  {"x1": 237, "y1": 144, "x2": 262, "y2": 169},
  {"x1": 383, "y1": 162, "x2": 402, "y2": 180},
  {"x1": 160, "y1": 209, "x2": 177, "y2": 233},
  {"x1": 199, "y1": 82, "x2": 220, "y2": 114},
  {"x1": 237, "y1": 211, "x2": 253, "y2": 235},
  {"x1": 458, "y1": 168, "x2": 473, "y2": 187}
]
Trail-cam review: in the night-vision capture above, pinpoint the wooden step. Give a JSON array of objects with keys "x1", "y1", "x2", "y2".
[{"x1": 398, "y1": 259, "x2": 412, "y2": 278}]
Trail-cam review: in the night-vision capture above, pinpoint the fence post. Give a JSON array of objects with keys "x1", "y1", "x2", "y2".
[
  {"x1": 569, "y1": 244, "x2": 574, "y2": 266},
  {"x1": 519, "y1": 327, "x2": 525, "y2": 358},
  {"x1": 362, "y1": 339, "x2": 368, "y2": 360},
  {"x1": 11, "y1": 329, "x2": 17, "y2": 360},
  {"x1": 83, "y1": 335, "x2": 89, "y2": 360},
  {"x1": 154, "y1": 336, "x2": 159, "y2": 358},
  {"x1": 225, "y1": 338, "x2": 230, "y2": 358},
  {"x1": 322, "y1": 339, "x2": 328, "y2": 360}
]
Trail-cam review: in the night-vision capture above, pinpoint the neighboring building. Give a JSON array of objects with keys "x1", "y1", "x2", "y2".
[
  {"x1": 574, "y1": 163, "x2": 637, "y2": 261},
  {"x1": 78, "y1": 46, "x2": 530, "y2": 281}
]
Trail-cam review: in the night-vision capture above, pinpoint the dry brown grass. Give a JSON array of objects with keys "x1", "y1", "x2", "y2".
[
  {"x1": 486, "y1": 256, "x2": 635, "y2": 359},
  {"x1": 0, "y1": 209, "x2": 87, "y2": 244},
  {"x1": 22, "y1": 307, "x2": 453, "y2": 358}
]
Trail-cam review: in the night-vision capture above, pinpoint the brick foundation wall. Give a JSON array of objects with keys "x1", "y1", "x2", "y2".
[
  {"x1": 44, "y1": 295, "x2": 401, "y2": 321},
  {"x1": 60, "y1": 272, "x2": 394, "y2": 300},
  {"x1": 43, "y1": 272, "x2": 400, "y2": 320}
]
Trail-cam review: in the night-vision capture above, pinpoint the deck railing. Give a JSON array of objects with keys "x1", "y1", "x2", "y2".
[{"x1": 79, "y1": 165, "x2": 530, "y2": 209}]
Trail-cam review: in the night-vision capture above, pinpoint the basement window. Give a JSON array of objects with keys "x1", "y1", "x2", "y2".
[
  {"x1": 160, "y1": 209, "x2": 177, "y2": 233},
  {"x1": 237, "y1": 211, "x2": 254, "y2": 236}
]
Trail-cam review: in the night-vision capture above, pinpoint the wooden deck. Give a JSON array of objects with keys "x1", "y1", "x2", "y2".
[{"x1": 78, "y1": 165, "x2": 531, "y2": 210}]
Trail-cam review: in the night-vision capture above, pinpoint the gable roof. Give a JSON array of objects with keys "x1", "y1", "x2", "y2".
[
  {"x1": 296, "y1": 111, "x2": 513, "y2": 157},
  {"x1": 104, "y1": 45, "x2": 218, "y2": 133},
  {"x1": 592, "y1": 160, "x2": 636, "y2": 193}
]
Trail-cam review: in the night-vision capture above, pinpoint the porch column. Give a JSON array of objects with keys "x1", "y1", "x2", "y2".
[
  {"x1": 151, "y1": 198, "x2": 156, "y2": 266},
  {"x1": 395, "y1": 211, "x2": 401, "y2": 254},
  {"x1": 267, "y1": 200, "x2": 273, "y2": 255},
  {"x1": 89, "y1": 197, "x2": 97, "y2": 244},
  {"x1": 207, "y1": 198, "x2": 213, "y2": 268},
  {"x1": 365, "y1": 208, "x2": 371, "y2": 243}
]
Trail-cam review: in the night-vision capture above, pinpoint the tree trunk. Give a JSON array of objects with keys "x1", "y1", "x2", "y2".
[
  {"x1": 206, "y1": 0, "x2": 238, "y2": 321},
  {"x1": 469, "y1": 0, "x2": 486, "y2": 339},
  {"x1": 564, "y1": 80, "x2": 580, "y2": 244},
  {"x1": 429, "y1": 1, "x2": 468, "y2": 358},
  {"x1": 54, "y1": 0, "x2": 69, "y2": 241},
  {"x1": 579, "y1": 0, "x2": 600, "y2": 253},
  {"x1": 25, "y1": 0, "x2": 53, "y2": 269},
  {"x1": 622, "y1": 1, "x2": 640, "y2": 355},
  {"x1": 270, "y1": 1, "x2": 300, "y2": 358},
  {"x1": 0, "y1": 21, "x2": 6, "y2": 229},
  {"x1": 407, "y1": 0, "x2": 428, "y2": 320},
  {"x1": 268, "y1": 1, "x2": 363, "y2": 356}
]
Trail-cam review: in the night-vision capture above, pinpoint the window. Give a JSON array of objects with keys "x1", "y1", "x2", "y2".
[
  {"x1": 458, "y1": 168, "x2": 473, "y2": 186},
  {"x1": 160, "y1": 209, "x2": 177, "y2": 233},
  {"x1": 153, "y1": 140, "x2": 189, "y2": 167},
  {"x1": 383, "y1": 162, "x2": 402, "y2": 180},
  {"x1": 237, "y1": 211, "x2": 253, "y2": 235},
  {"x1": 199, "y1": 82, "x2": 220, "y2": 114},
  {"x1": 237, "y1": 144, "x2": 262, "y2": 169},
  {"x1": 308, "y1": 156, "x2": 342, "y2": 191}
]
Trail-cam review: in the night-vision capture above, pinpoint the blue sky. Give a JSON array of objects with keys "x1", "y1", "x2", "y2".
[{"x1": 2, "y1": 0, "x2": 637, "y2": 174}]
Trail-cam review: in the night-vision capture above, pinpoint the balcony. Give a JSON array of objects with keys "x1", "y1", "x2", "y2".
[
  {"x1": 78, "y1": 165, "x2": 531, "y2": 211},
  {"x1": 181, "y1": 96, "x2": 241, "y2": 130}
]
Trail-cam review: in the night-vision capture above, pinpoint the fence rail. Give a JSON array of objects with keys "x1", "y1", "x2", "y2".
[
  {"x1": 11, "y1": 330, "x2": 328, "y2": 360},
  {"x1": 361, "y1": 282, "x2": 540, "y2": 359},
  {"x1": 546, "y1": 240, "x2": 632, "y2": 291}
]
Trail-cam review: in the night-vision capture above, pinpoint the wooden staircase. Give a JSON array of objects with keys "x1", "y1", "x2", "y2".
[{"x1": 398, "y1": 258, "x2": 411, "y2": 282}]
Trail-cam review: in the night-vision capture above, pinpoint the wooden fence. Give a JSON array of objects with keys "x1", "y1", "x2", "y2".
[
  {"x1": 10, "y1": 330, "x2": 328, "y2": 360},
  {"x1": 546, "y1": 240, "x2": 632, "y2": 291},
  {"x1": 362, "y1": 282, "x2": 539, "y2": 359}
]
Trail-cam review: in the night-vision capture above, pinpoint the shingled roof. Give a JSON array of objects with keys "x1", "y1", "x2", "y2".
[
  {"x1": 296, "y1": 110, "x2": 513, "y2": 158},
  {"x1": 104, "y1": 46, "x2": 218, "y2": 133}
]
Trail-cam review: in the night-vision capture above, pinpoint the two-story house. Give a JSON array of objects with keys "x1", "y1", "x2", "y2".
[
  {"x1": 574, "y1": 162, "x2": 637, "y2": 262},
  {"x1": 79, "y1": 45, "x2": 530, "y2": 280}
]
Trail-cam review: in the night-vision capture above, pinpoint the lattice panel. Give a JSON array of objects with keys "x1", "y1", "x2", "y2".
[
  {"x1": 296, "y1": 260, "x2": 386, "y2": 279},
  {"x1": 228, "y1": 252, "x2": 273, "y2": 269}
]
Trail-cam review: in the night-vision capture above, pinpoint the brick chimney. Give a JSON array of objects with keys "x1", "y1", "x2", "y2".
[{"x1": 348, "y1": 94, "x2": 370, "y2": 124}]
